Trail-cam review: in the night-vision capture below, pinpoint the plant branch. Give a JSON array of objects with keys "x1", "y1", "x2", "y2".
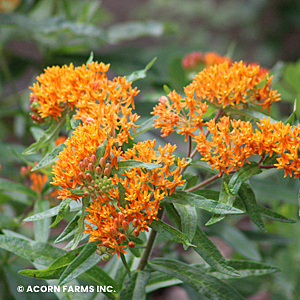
[
  {"x1": 185, "y1": 173, "x2": 222, "y2": 192},
  {"x1": 137, "y1": 207, "x2": 164, "y2": 271}
]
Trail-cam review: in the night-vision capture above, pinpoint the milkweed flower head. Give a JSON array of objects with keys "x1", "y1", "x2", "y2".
[
  {"x1": 29, "y1": 62, "x2": 139, "y2": 126},
  {"x1": 195, "y1": 116, "x2": 300, "y2": 177},
  {"x1": 84, "y1": 140, "x2": 188, "y2": 258}
]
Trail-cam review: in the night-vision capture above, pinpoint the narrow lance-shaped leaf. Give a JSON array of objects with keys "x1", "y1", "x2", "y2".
[
  {"x1": 32, "y1": 143, "x2": 66, "y2": 171},
  {"x1": 24, "y1": 200, "x2": 81, "y2": 222},
  {"x1": 258, "y1": 205, "x2": 296, "y2": 223},
  {"x1": 34, "y1": 198, "x2": 51, "y2": 243},
  {"x1": 145, "y1": 271, "x2": 182, "y2": 294},
  {"x1": 112, "y1": 160, "x2": 161, "y2": 175},
  {"x1": 150, "y1": 219, "x2": 194, "y2": 248},
  {"x1": 228, "y1": 162, "x2": 261, "y2": 195},
  {"x1": 23, "y1": 109, "x2": 69, "y2": 155},
  {"x1": 71, "y1": 196, "x2": 89, "y2": 250},
  {"x1": 206, "y1": 174, "x2": 236, "y2": 226},
  {"x1": 126, "y1": 57, "x2": 157, "y2": 82},
  {"x1": 174, "y1": 203, "x2": 197, "y2": 250},
  {"x1": 59, "y1": 242, "x2": 101, "y2": 285},
  {"x1": 133, "y1": 116, "x2": 156, "y2": 137},
  {"x1": 238, "y1": 182, "x2": 266, "y2": 232},
  {"x1": 95, "y1": 135, "x2": 109, "y2": 165},
  {"x1": 119, "y1": 270, "x2": 151, "y2": 300},
  {"x1": 149, "y1": 258, "x2": 244, "y2": 300},
  {"x1": 86, "y1": 51, "x2": 94, "y2": 64},
  {"x1": 164, "y1": 203, "x2": 239, "y2": 277},
  {"x1": 162, "y1": 191, "x2": 244, "y2": 215},
  {"x1": 208, "y1": 259, "x2": 280, "y2": 280},
  {"x1": 0, "y1": 178, "x2": 38, "y2": 198},
  {"x1": 50, "y1": 198, "x2": 72, "y2": 228},
  {"x1": 55, "y1": 212, "x2": 81, "y2": 244}
]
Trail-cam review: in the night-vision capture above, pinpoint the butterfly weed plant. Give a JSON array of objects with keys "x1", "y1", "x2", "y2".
[{"x1": 0, "y1": 51, "x2": 299, "y2": 300}]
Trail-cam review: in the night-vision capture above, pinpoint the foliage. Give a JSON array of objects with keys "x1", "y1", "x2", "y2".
[{"x1": 0, "y1": 1, "x2": 300, "y2": 300}]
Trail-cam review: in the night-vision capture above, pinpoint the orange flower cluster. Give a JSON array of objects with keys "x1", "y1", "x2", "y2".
[
  {"x1": 152, "y1": 61, "x2": 280, "y2": 140},
  {"x1": 29, "y1": 62, "x2": 139, "y2": 130},
  {"x1": 182, "y1": 51, "x2": 231, "y2": 70},
  {"x1": 151, "y1": 92, "x2": 208, "y2": 140},
  {"x1": 85, "y1": 140, "x2": 188, "y2": 257},
  {"x1": 191, "y1": 61, "x2": 280, "y2": 112},
  {"x1": 195, "y1": 116, "x2": 300, "y2": 177}
]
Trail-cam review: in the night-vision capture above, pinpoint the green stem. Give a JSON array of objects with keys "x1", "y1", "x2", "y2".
[
  {"x1": 186, "y1": 173, "x2": 221, "y2": 192},
  {"x1": 137, "y1": 207, "x2": 164, "y2": 271}
]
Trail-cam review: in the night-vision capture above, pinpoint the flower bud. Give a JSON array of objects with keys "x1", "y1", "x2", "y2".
[
  {"x1": 122, "y1": 220, "x2": 129, "y2": 231},
  {"x1": 84, "y1": 157, "x2": 90, "y2": 167},
  {"x1": 119, "y1": 213, "x2": 125, "y2": 222},
  {"x1": 86, "y1": 173, "x2": 93, "y2": 182},
  {"x1": 104, "y1": 167, "x2": 110, "y2": 177},
  {"x1": 133, "y1": 229, "x2": 139, "y2": 237},
  {"x1": 95, "y1": 166, "x2": 102, "y2": 175},
  {"x1": 128, "y1": 241, "x2": 135, "y2": 248},
  {"x1": 88, "y1": 163, "x2": 94, "y2": 172},
  {"x1": 119, "y1": 234, "x2": 126, "y2": 242},
  {"x1": 114, "y1": 218, "x2": 120, "y2": 228},
  {"x1": 91, "y1": 154, "x2": 97, "y2": 164},
  {"x1": 110, "y1": 227, "x2": 118, "y2": 236},
  {"x1": 79, "y1": 161, "x2": 85, "y2": 172},
  {"x1": 78, "y1": 172, "x2": 85, "y2": 181},
  {"x1": 132, "y1": 219, "x2": 138, "y2": 227},
  {"x1": 102, "y1": 254, "x2": 111, "y2": 261},
  {"x1": 102, "y1": 241, "x2": 110, "y2": 248},
  {"x1": 99, "y1": 157, "x2": 106, "y2": 168},
  {"x1": 20, "y1": 166, "x2": 27, "y2": 177},
  {"x1": 30, "y1": 94, "x2": 38, "y2": 103}
]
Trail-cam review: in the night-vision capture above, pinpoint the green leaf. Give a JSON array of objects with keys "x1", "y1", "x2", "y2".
[
  {"x1": 118, "y1": 182, "x2": 127, "y2": 208},
  {"x1": 24, "y1": 200, "x2": 81, "y2": 222},
  {"x1": 86, "y1": 51, "x2": 94, "y2": 64},
  {"x1": 149, "y1": 258, "x2": 244, "y2": 300},
  {"x1": 133, "y1": 116, "x2": 156, "y2": 137},
  {"x1": 150, "y1": 219, "x2": 194, "y2": 248},
  {"x1": 119, "y1": 270, "x2": 151, "y2": 300},
  {"x1": 285, "y1": 99, "x2": 298, "y2": 125},
  {"x1": 95, "y1": 135, "x2": 109, "y2": 164},
  {"x1": 32, "y1": 143, "x2": 66, "y2": 171},
  {"x1": 206, "y1": 174, "x2": 237, "y2": 226},
  {"x1": 192, "y1": 226, "x2": 240, "y2": 276},
  {"x1": 217, "y1": 223, "x2": 261, "y2": 261},
  {"x1": 228, "y1": 162, "x2": 261, "y2": 195},
  {"x1": 50, "y1": 199, "x2": 71, "y2": 228},
  {"x1": 19, "y1": 245, "x2": 85, "y2": 279},
  {"x1": 0, "y1": 178, "x2": 38, "y2": 198},
  {"x1": 238, "y1": 182, "x2": 266, "y2": 232},
  {"x1": 71, "y1": 196, "x2": 89, "y2": 250},
  {"x1": 34, "y1": 198, "x2": 51, "y2": 243},
  {"x1": 30, "y1": 126, "x2": 45, "y2": 142},
  {"x1": 126, "y1": 57, "x2": 157, "y2": 83},
  {"x1": 0, "y1": 235, "x2": 65, "y2": 265},
  {"x1": 174, "y1": 203, "x2": 197, "y2": 250},
  {"x1": 55, "y1": 212, "x2": 81, "y2": 244},
  {"x1": 162, "y1": 191, "x2": 244, "y2": 215},
  {"x1": 258, "y1": 205, "x2": 296, "y2": 223},
  {"x1": 59, "y1": 242, "x2": 100, "y2": 285},
  {"x1": 227, "y1": 107, "x2": 278, "y2": 123},
  {"x1": 112, "y1": 160, "x2": 161, "y2": 175},
  {"x1": 107, "y1": 21, "x2": 164, "y2": 43},
  {"x1": 208, "y1": 259, "x2": 280, "y2": 280},
  {"x1": 146, "y1": 271, "x2": 182, "y2": 293},
  {"x1": 23, "y1": 109, "x2": 68, "y2": 155}
]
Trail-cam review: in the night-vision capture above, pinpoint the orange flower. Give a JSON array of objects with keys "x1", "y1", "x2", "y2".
[
  {"x1": 191, "y1": 61, "x2": 280, "y2": 112},
  {"x1": 195, "y1": 116, "x2": 300, "y2": 178},
  {"x1": 84, "y1": 139, "x2": 188, "y2": 258},
  {"x1": 182, "y1": 51, "x2": 231, "y2": 70}
]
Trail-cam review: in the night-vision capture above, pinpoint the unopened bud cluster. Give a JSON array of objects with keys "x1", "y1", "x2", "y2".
[
  {"x1": 95, "y1": 212, "x2": 138, "y2": 259},
  {"x1": 78, "y1": 155, "x2": 114, "y2": 198},
  {"x1": 30, "y1": 94, "x2": 44, "y2": 123}
]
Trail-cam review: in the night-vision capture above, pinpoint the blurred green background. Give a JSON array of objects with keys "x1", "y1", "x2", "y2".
[{"x1": 0, "y1": 0, "x2": 300, "y2": 299}]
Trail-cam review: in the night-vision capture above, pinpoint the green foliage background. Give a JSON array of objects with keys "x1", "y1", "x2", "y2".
[{"x1": 0, "y1": 0, "x2": 300, "y2": 299}]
